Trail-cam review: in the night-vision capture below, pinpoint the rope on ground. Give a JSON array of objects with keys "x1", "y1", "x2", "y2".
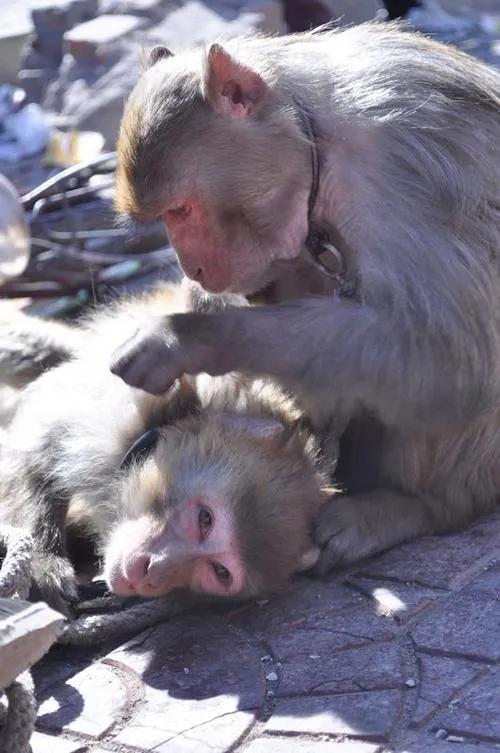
[
  {"x1": 0, "y1": 523, "x2": 180, "y2": 750},
  {"x1": 60, "y1": 596, "x2": 182, "y2": 646},
  {"x1": 0, "y1": 525, "x2": 37, "y2": 753},
  {"x1": 0, "y1": 672, "x2": 37, "y2": 753},
  {"x1": 0, "y1": 525, "x2": 33, "y2": 599}
]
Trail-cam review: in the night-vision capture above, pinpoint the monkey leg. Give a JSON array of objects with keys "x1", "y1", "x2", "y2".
[
  {"x1": 28, "y1": 487, "x2": 82, "y2": 615},
  {"x1": 29, "y1": 552, "x2": 79, "y2": 616},
  {"x1": 1, "y1": 469, "x2": 80, "y2": 614},
  {"x1": 313, "y1": 489, "x2": 466, "y2": 575},
  {"x1": 0, "y1": 312, "x2": 79, "y2": 388}
]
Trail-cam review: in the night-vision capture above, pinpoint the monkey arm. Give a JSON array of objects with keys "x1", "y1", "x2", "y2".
[
  {"x1": 111, "y1": 293, "x2": 495, "y2": 427},
  {"x1": 313, "y1": 486, "x2": 483, "y2": 574}
]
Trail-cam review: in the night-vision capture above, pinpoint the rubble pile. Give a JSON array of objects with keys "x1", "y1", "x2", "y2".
[
  {"x1": 13, "y1": 1, "x2": 284, "y2": 149},
  {"x1": 2, "y1": 0, "x2": 394, "y2": 151}
]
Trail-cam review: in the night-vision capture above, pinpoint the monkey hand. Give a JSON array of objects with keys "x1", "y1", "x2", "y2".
[
  {"x1": 30, "y1": 552, "x2": 79, "y2": 617},
  {"x1": 110, "y1": 315, "x2": 214, "y2": 395},
  {"x1": 313, "y1": 497, "x2": 380, "y2": 575}
]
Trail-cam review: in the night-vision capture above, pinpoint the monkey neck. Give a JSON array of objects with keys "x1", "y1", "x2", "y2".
[{"x1": 293, "y1": 97, "x2": 359, "y2": 300}]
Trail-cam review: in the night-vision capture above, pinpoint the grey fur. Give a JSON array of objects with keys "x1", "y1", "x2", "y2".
[{"x1": 112, "y1": 23, "x2": 500, "y2": 570}]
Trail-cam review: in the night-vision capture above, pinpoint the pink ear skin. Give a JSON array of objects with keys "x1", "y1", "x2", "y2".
[{"x1": 204, "y1": 43, "x2": 267, "y2": 118}]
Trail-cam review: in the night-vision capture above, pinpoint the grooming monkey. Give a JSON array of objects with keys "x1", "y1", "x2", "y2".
[
  {"x1": 0, "y1": 282, "x2": 330, "y2": 613},
  {"x1": 111, "y1": 23, "x2": 500, "y2": 571}
]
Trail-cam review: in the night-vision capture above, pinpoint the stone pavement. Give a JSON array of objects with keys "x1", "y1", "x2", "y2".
[{"x1": 30, "y1": 510, "x2": 500, "y2": 753}]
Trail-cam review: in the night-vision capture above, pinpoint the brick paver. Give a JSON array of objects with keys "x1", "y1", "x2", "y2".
[
  {"x1": 263, "y1": 690, "x2": 400, "y2": 739},
  {"x1": 432, "y1": 669, "x2": 500, "y2": 743},
  {"x1": 411, "y1": 574, "x2": 500, "y2": 662},
  {"x1": 412, "y1": 654, "x2": 483, "y2": 725},
  {"x1": 31, "y1": 733, "x2": 86, "y2": 753},
  {"x1": 29, "y1": 509, "x2": 500, "y2": 753},
  {"x1": 245, "y1": 741, "x2": 380, "y2": 753},
  {"x1": 403, "y1": 738, "x2": 500, "y2": 753}
]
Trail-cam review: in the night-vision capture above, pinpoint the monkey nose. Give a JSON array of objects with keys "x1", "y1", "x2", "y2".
[
  {"x1": 124, "y1": 553, "x2": 151, "y2": 587},
  {"x1": 193, "y1": 266, "x2": 204, "y2": 282},
  {"x1": 180, "y1": 262, "x2": 205, "y2": 285}
]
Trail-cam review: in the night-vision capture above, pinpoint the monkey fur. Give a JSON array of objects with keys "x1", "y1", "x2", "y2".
[
  {"x1": 0, "y1": 282, "x2": 330, "y2": 613},
  {"x1": 111, "y1": 23, "x2": 500, "y2": 572}
]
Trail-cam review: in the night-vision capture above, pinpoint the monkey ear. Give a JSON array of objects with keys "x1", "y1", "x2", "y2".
[
  {"x1": 145, "y1": 45, "x2": 174, "y2": 68},
  {"x1": 275, "y1": 419, "x2": 307, "y2": 450},
  {"x1": 203, "y1": 44, "x2": 267, "y2": 118}
]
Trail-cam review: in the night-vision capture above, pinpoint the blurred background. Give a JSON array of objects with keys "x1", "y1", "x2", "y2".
[{"x1": 0, "y1": 0, "x2": 498, "y2": 317}]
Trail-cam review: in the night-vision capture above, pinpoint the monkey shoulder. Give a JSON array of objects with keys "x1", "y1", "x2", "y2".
[{"x1": 323, "y1": 24, "x2": 500, "y2": 124}]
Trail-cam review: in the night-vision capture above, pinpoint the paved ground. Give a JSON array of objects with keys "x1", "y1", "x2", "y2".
[
  {"x1": 2, "y1": 3, "x2": 500, "y2": 753},
  {"x1": 30, "y1": 509, "x2": 500, "y2": 753}
]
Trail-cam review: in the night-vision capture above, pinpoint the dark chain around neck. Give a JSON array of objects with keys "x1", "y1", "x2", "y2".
[{"x1": 294, "y1": 99, "x2": 359, "y2": 298}]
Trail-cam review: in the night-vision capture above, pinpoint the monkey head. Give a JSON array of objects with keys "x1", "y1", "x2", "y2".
[
  {"x1": 103, "y1": 413, "x2": 330, "y2": 600},
  {"x1": 115, "y1": 43, "x2": 311, "y2": 295}
]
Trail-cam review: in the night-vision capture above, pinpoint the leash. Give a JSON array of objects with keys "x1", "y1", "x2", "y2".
[
  {"x1": 295, "y1": 100, "x2": 360, "y2": 299},
  {"x1": 120, "y1": 426, "x2": 160, "y2": 469}
]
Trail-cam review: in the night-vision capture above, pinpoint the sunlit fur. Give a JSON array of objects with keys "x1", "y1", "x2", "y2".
[
  {"x1": 0, "y1": 283, "x2": 330, "y2": 611},
  {"x1": 114, "y1": 23, "x2": 500, "y2": 570}
]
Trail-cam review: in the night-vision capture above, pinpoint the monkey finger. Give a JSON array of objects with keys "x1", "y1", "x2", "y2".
[
  {"x1": 120, "y1": 355, "x2": 179, "y2": 394},
  {"x1": 131, "y1": 365, "x2": 178, "y2": 395},
  {"x1": 312, "y1": 498, "x2": 362, "y2": 575},
  {"x1": 111, "y1": 338, "x2": 178, "y2": 394},
  {"x1": 109, "y1": 334, "x2": 151, "y2": 380},
  {"x1": 313, "y1": 501, "x2": 344, "y2": 547},
  {"x1": 312, "y1": 543, "x2": 347, "y2": 576}
]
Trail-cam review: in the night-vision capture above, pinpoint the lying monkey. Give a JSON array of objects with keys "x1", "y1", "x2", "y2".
[{"x1": 0, "y1": 284, "x2": 331, "y2": 613}]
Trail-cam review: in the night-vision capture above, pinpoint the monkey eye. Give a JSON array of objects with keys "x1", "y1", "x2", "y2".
[
  {"x1": 198, "y1": 507, "x2": 213, "y2": 538},
  {"x1": 212, "y1": 562, "x2": 231, "y2": 586}
]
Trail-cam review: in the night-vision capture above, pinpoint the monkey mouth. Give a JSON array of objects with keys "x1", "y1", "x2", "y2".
[
  {"x1": 197, "y1": 279, "x2": 227, "y2": 295},
  {"x1": 105, "y1": 570, "x2": 136, "y2": 596}
]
